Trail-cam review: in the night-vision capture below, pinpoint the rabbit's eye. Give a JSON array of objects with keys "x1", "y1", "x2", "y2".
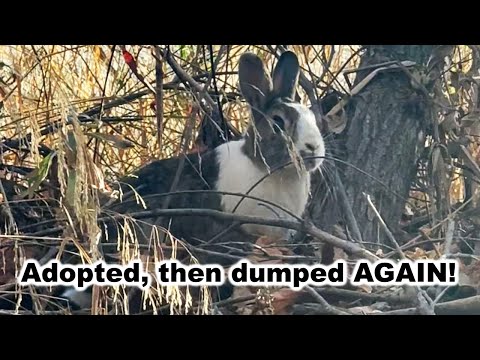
[{"x1": 273, "y1": 115, "x2": 285, "y2": 131}]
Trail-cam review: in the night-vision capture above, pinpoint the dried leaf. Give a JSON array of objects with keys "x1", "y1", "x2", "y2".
[
  {"x1": 93, "y1": 45, "x2": 107, "y2": 63},
  {"x1": 357, "y1": 284, "x2": 373, "y2": 293},
  {"x1": 271, "y1": 288, "x2": 300, "y2": 315},
  {"x1": 248, "y1": 236, "x2": 293, "y2": 263},
  {"x1": 91, "y1": 162, "x2": 107, "y2": 192},
  {"x1": 236, "y1": 306, "x2": 254, "y2": 315},
  {"x1": 325, "y1": 111, "x2": 347, "y2": 134},
  {"x1": 255, "y1": 235, "x2": 278, "y2": 247},
  {"x1": 405, "y1": 247, "x2": 426, "y2": 260},
  {"x1": 348, "y1": 305, "x2": 383, "y2": 315}
]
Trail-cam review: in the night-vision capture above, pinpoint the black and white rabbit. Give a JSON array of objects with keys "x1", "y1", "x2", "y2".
[
  {"x1": 61, "y1": 50, "x2": 326, "y2": 310},
  {"x1": 108, "y1": 50, "x2": 324, "y2": 243},
  {"x1": 215, "y1": 51, "x2": 325, "y2": 239}
]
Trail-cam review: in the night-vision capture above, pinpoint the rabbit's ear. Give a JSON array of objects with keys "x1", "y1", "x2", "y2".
[
  {"x1": 239, "y1": 53, "x2": 273, "y2": 110},
  {"x1": 272, "y1": 51, "x2": 300, "y2": 100}
]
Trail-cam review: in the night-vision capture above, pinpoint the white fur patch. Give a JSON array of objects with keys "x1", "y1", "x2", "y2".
[
  {"x1": 62, "y1": 288, "x2": 92, "y2": 308},
  {"x1": 214, "y1": 139, "x2": 311, "y2": 240},
  {"x1": 285, "y1": 103, "x2": 325, "y2": 170},
  {"x1": 214, "y1": 104, "x2": 325, "y2": 241}
]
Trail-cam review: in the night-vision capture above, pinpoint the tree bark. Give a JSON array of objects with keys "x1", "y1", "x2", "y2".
[
  {"x1": 339, "y1": 45, "x2": 443, "y2": 245},
  {"x1": 308, "y1": 45, "x2": 459, "y2": 250}
]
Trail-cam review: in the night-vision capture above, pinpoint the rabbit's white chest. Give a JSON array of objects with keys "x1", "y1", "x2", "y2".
[{"x1": 214, "y1": 140, "x2": 310, "y2": 240}]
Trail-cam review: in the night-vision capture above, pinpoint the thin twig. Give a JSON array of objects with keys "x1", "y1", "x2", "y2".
[
  {"x1": 154, "y1": 46, "x2": 164, "y2": 154},
  {"x1": 303, "y1": 286, "x2": 351, "y2": 315},
  {"x1": 316, "y1": 287, "x2": 413, "y2": 305},
  {"x1": 0, "y1": 179, "x2": 18, "y2": 233},
  {"x1": 161, "y1": 106, "x2": 198, "y2": 210},
  {"x1": 29, "y1": 206, "x2": 379, "y2": 262},
  {"x1": 383, "y1": 197, "x2": 473, "y2": 258},
  {"x1": 154, "y1": 46, "x2": 215, "y2": 108},
  {"x1": 364, "y1": 192, "x2": 405, "y2": 258},
  {"x1": 335, "y1": 171, "x2": 362, "y2": 242},
  {"x1": 364, "y1": 192, "x2": 435, "y2": 315}
]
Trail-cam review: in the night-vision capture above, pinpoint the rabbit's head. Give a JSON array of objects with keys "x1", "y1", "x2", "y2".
[{"x1": 238, "y1": 51, "x2": 325, "y2": 173}]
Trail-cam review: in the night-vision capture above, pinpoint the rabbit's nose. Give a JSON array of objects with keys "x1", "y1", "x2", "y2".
[{"x1": 305, "y1": 143, "x2": 318, "y2": 153}]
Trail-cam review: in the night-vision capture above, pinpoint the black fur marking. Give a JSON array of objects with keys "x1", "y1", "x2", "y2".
[
  {"x1": 102, "y1": 149, "x2": 254, "y2": 266},
  {"x1": 242, "y1": 97, "x2": 302, "y2": 172}
]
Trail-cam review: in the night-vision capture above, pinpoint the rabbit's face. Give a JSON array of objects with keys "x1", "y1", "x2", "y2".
[
  {"x1": 238, "y1": 51, "x2": 325, "y2": 172},
  {"x1": 246, "y1": 97, "x2": 325, "y2": 171}
]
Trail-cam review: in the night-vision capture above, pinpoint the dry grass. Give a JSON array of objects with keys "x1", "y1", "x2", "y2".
[{"x1": 1, "y1": 45, "x2": 480, "y2": 315}]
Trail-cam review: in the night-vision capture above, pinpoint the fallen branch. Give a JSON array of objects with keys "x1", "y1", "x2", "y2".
[
  {"x1": 103, "y1": 207, "x2": 380, "y2": 262},
  {"x1": 304, "y1": 286, "x2": 351, "y2": 315},
  {"x1": 375, "y1": 295, "x2": 480, "y2": 315},
  {"x1": 293, "y1": 295, "x2": 480, "y2": 315},
  {"x1": 316, "y1": 287, "x2": 413, "y2": 305},
  {"x1": 434, "y1": 295, "x2": 480, "y2": 315},
  {"x1": 291, "y1": 303, "x2": 349, "y2": 315},
  {"x1": 372, "y1": 295, "x2": 480, "y2": 315},
  {"x1": 25, "y1": 207, "x2": 379, "y2": 262}
]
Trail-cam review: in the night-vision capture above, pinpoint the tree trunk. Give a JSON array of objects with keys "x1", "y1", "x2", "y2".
[
  {"x1": 339, "y1": 45, "x2": 444, "y2": 246},
  {"x1": 307, "y1": 45, "x2": 455, "y2": 252}
]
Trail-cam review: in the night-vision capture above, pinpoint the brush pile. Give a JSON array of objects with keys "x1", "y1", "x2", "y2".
[{"x1": 1, "y1": 45, "x2": 480, "y2": 315}]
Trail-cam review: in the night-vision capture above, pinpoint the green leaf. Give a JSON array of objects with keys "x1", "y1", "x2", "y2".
[
  {"x1": 21, "y1": 152, "x2": 55, "y2": 198},
  {"x1": 179, "y1": 45, "x2": 192, "y2": 61},
  {"x1": 66, "y1": 170, "x2": 77, "y2": 208},
  {"x1": 85, "y1": 132, "x2": 134, "y2": 149}
]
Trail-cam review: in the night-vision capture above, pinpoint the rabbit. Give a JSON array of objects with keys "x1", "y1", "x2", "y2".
[
  {"x1": 107, "y1": 50, "x2": 325, "y2": 244},
  {"x1": 60, "y1": 50, "x2": 326, "y2": 311},
  {"x1": 215, "y1": 50, "x2": 325, "y2": 239}
]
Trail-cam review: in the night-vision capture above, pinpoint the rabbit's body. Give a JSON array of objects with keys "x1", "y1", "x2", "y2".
[
  {"x1": 107, "y1": 149, "x2": 237, "y2": 248},
  {"x1": 215, "y1": 131, "x2": 311, "y2": 240},
  {"x1": 109, "y1": 136, "x2": 312, "y2": 246}
]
